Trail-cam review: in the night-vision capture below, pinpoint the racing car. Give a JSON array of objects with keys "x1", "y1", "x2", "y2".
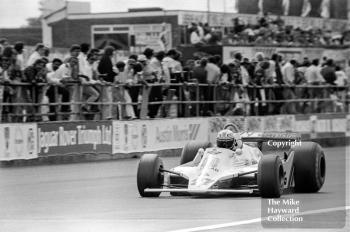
[{"x1": 137, "y1": 124, "x2": 326, "y2": 198}]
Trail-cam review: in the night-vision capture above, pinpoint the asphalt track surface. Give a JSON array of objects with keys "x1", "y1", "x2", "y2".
[{"x1": 0, "y1": 146, "x2": 349, "y2": 232}]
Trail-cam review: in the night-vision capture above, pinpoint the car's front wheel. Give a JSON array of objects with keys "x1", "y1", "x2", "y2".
[
  {"x1": 137, "y1": 154, "x2": 164, "y2": 197},
  {"x1": 258, "y1": 154, "x2": 284, "y2": 198}
]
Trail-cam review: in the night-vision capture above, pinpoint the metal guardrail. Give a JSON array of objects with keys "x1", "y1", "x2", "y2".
[{"x1": 0, "y1": 81, "x2": 349, "y2": 122}]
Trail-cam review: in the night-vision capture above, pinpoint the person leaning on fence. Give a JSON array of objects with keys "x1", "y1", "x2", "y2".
[
  {"x1": 46, "y1": 57, "x2": 78, "y2": 120},
  {"x1": 45, "y1": 58, "x2": 64, "y2": 121},
  {"x1": 0, "y1": 55, "x2": 22, "y2": 122},
  {"x1": 23, "y1": 58, "x2": 48, "y2": 121},
  {"x1": 79, "y1": 52, "x2": 100, "y2": 114}
]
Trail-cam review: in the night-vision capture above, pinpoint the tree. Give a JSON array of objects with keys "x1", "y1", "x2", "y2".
[{"x1": 24, "y1": 17, "x2": 42, "y2": 28}]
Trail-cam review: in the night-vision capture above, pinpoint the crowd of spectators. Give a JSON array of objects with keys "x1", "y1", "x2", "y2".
[
  {"x1": 184, "y1": 52, "x2": 349, "y2": 116},
  {"x1": 0, "y1": 37, "x2": 349, "y2": 122},
  {"x1": 189, "y1": 13, "x2": 349, "y2": 47}
]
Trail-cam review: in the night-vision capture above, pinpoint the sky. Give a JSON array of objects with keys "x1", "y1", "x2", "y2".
[{"x1": 0, "y1": 0, "x2": 237, "y2": 28}]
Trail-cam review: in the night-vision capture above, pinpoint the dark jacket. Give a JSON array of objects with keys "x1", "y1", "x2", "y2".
[
  {"x1": 192, "y1": 66, "x2": 207, "y2": 83},
  {"x1": 321, "y1": 66, "x2": 336, "y2": 85},
  {"x1": 97, "y1": 56, "x2": 116, "y2": 83}
]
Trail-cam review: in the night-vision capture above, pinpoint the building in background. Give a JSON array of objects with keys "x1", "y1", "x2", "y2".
[{"x1": 41, "y1": 1, "x2": 349, "y2": 50}]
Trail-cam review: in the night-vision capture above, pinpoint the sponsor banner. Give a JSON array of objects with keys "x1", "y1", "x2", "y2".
[
  {"x1": 38, "y1": 121, "x2": 112, "y2": 156},
  {"x1": 113, "y1": 118, "x2": 209, "y2": 153},
  {"x1": 0, "y1": 123, "x2": 38, "y2": 161},
  {"x1": 295, "y1": 114, "x2": 348, "y2": 138}
]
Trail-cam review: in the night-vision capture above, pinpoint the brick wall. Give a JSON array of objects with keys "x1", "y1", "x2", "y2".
[{"x1": 50, "y1": 15, "x2": 180, "y2": 48}]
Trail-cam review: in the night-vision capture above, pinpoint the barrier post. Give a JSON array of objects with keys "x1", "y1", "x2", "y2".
[
  {"x1": 140, "y1": 85, "x2": 150, "y2": 119},
  {"x1": 196, "y1": 83, "x2": 200, "y2": 117},
  {"x1": 69, "y1": 82, "x2": 81, "y2": 121},
  {"x1": 213, "y1": 84, "x2": 217, "y2": 115}
]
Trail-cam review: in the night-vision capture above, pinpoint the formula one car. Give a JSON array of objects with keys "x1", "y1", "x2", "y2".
[{"x1": 137, "y1": 124, "x2": 326, "y2": 198}]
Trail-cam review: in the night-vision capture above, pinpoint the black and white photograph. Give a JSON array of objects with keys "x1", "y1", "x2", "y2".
[{"x1": 0, "y1": 0, "x2": 349, "y2": 231}]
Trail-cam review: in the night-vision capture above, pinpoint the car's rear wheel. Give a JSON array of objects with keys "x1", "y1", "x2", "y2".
[
  {"x1": 292, "y1": 142, "x2": 326, "y2": 193},
  {"x1": 137, "y1": 154, "x2": 164, "y2": 197},
  {"x1": 180, "y1": 141, "x2": 211, "y2": 165},
  {"x1": 258, "y1": 154, "x2": 284, "y2": 198}
]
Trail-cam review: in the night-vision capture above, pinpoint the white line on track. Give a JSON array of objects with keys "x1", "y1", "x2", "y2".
[{"x1": 168, "y1": 206, "x2": 350, "y2": 232}]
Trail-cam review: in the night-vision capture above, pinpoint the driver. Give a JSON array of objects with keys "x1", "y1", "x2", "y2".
[{"x1": 216, "y1": 129, "x2": 262, "y2": 165}]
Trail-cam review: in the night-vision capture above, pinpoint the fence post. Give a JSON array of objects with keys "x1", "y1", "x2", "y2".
[
  {"x1": 69, "y1": 82, "x2": 80, "y2": 121},
  {"x1": 140, "y1": 85, "x2": 150, "y2": 119},
  {"x1": 196, "y1": 83, "x2": 200, "y2": 117}
]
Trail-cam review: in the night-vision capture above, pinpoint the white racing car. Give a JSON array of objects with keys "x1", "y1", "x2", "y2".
[{"x1": 137, "y1": 124, "x2": 326, "y2": 198}]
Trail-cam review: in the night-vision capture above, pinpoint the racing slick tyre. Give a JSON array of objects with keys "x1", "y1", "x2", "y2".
[
  {"x1": 180, "y1": 141, "x2": 211, "y2": 165},
  {"x1": 258, "y1": 155, "x2": 284, "y2": 198},
  {"x1": 292, "y1": 142, "x2": 326, "y2": 193},
  {"x1": 137, "y1": 154, "x2": 164, "y2": 197}
]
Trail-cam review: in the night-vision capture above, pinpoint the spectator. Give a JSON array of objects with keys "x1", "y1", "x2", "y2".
[
  {"x1": 203, "y1": 56, "x2": 220, "y2": 115},
  {"x1": 27, "y1": 43, "x2": 45, "y2": 67},
  {"x1": 334, "y1": 66, "x2": 348, "y2": 111},
  {"x1": 305, "y1": 59, "x2": 324, "y2": 84},
  {"x1": 321, "y1": 59, "x2": 337, "y2": 85},
  {"x1": 0, "y1": 38, "x2": 8, "y2": 54},
  {"x1": 14, "y1": 42, "x2": 25, "y2": 71},
  {"x1": 69, "y1": 44, "x2": 81, "y2": 58},
  {"x1": 150, "y1": 51, "x2": 167, "y2": 117},
  {"x1": 78, "y1": 43, "x2": 90, "y2": 77},
  {"x1": 115, "y1": 61, "x2": 136, "y2": 119},
  {"x1": 197, "y1": 22, "x2": 205, "y2": 40},
  {"x1": 48, "y1": 57, "x2": 79, "y2": 120},
  {"x1": 190, "y1": 27, "x2": 202, "y2": 45},
  {"x1": 217, "y1": 64, "x2": 232, "y2": 114},
  {"x1": 150, "y1": 51, "x2": 165, "y2": 81},
  {"x1": 45, "y1": 58, "x2": 64, "y2": 121},
  {"x1": 192, "y1": 58, "x2": 208, "y2": 115},
  {"x1": 281, "y1": 59, "x2": 297, "y2": 85},
  {"x1": 80, "y1": 53, "x2": 100, "y2": 114},
  {"x1": 192, "y1": 58, "x2": 207, "y2": 84},
  {"x1": 162, "y1": 49, "x2": 178, "y2": 83},
  {"x1": 205, "y1": 56, "x2": 220, "y2": 84},
  {"x1": 98, "y1": 46, "x2": 116, "y2": 119},
  {"x1": 43, "y1": 47, "x2": 50, "y2": 59},
  {"x1": 0, "y1": 55, "x2": 19, "y2": 122},
  {"x1": 335, "y1": 66, "x2": 348, "y2": 87},
  {"x1": 23, "y1": 58, "x2": 48, "y2": 121},
  {"x1": 304, "y1": 59, "x2": 325, "y2": 113},
  {"x1": 253, "y1": 61, "x2": 270, "y2": 115}
]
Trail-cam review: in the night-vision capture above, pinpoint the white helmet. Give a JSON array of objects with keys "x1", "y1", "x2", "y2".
[{"x1": 216, "y1": 130, "x2": 243, "y2": 151}]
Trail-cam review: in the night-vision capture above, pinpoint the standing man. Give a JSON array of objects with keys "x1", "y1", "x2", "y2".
[
  {"x1": 98, "y1": 46, "x2": 117, "y2": 119},
  {"x1": 205, "y1": 56, "x2": 221, "y2": 115},
  {"x1": 27, "y1": 43, "x2": 46, "y2": 67}
]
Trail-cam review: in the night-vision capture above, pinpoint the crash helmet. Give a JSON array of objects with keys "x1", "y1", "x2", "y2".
[{"x1": 216, "y1": 130, "x2": 243, "y2": 151}]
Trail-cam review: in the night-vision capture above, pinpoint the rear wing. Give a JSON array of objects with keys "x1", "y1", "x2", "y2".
[{"x1": 241, "y1": 132, "x2": 301, "y2": 143}]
